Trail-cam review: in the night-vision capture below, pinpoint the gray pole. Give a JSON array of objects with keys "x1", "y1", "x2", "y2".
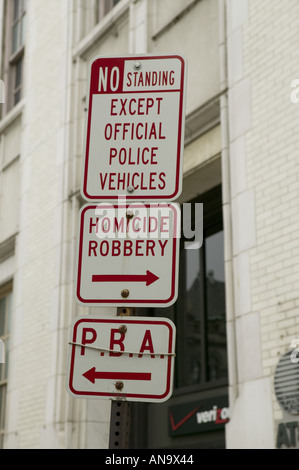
[{"x1": 108, "y1": 307, "x2": 134, "y2": 449}]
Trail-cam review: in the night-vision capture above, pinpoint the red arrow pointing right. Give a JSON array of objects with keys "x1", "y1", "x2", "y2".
[{"x1": 92, "y1": 270, "x2": 159, "y2": 286}]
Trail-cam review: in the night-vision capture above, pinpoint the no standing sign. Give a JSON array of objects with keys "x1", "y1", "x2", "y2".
[{"x1": 81, "y1": 54, "x2": 186, "y2": 201}]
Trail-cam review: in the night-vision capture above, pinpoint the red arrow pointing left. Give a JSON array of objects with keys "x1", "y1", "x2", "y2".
[
  {"x1": 92, "y1": 270, "x2": 159, "y2": 286},
  {"x1": 83, "y1": 367, "x2": 151, "y2": 384}
]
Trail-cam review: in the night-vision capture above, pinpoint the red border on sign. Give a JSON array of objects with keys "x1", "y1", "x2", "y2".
[
  {"x1": 76, "y1": 204, "x2": 179, "y2": 306},
  {"x1": 68, "y1": 318, "x2": 174, "y2": 400},
  {"x1": 82, "y1": 55, "x2": 185, "y2": 201}
]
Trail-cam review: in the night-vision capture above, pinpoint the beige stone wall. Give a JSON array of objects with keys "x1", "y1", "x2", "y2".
[{"x1": 225, "y1": 0, "x2": 299, "y2": 449}]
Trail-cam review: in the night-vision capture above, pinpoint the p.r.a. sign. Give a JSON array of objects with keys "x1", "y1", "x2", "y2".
[
  {"x1": 81, "y1": 54, "x2": 186, "y2": 202},
  {"x1": 67, "y1": 316, "x2": 176, "y2": 402}
]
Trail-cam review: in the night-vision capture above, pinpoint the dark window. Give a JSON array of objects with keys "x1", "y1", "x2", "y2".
[
  {"x1": 177, "y1": 185, "x2": 227, "y2": 389},
  {"x1": 97, "y1": 0, "x2": 121, "y2": 22},
  {"x1": 11, "y1": 0, "x2": 25, "y2": 107},
  {"x1": 130, "y1": 185, "x2": 228, "y2": 449},
  {"x1": 12, "y1": 0, "x2": 26, "y2": 54},
  {"x1": 2, "y1": 0, "x2": 26, "y2": 113},
  {"x1": 142, "y1": 185, "x2": 228, "y2": 391}
]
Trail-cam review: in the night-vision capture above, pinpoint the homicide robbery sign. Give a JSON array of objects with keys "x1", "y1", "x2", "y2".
[
  {"x1": 75, "y1": 203, "x2": 180, "y2": 307},
  {"x1": 67, "y1": 316, "x2": 176, "y2": 402},
  {"x1": 81, "y1": 54, "x2": 186, "y2": 201}
]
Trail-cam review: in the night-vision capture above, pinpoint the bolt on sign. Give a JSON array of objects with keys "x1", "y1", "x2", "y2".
[
  {"x1": 75, "y1": 203, "x2": 180, "y2": 307},
  {"x1": 67, "y1": 316, "x2": 176, "y2": 403},
  {"x1": 81, "y1": 54, "x2": 186, "y2": 202}
]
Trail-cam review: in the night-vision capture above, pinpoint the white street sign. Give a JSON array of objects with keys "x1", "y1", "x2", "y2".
[
  {"x1": 75, "y1": 203, "x2": 180, "y2": 307},
  {"x1": 81, "y1": 54, "x2": 186, "y2": 202},
  {"x1": 67, "y1": 316, "x2": 176, "y2": 403}
]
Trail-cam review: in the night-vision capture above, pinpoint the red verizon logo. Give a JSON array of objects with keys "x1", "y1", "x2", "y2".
[
  {"x1": 170, "y1": 404, "x2": 230, "y2": 432},
  {"x1": 196, "y1": 405, "x2": 230, "y2": 425}
]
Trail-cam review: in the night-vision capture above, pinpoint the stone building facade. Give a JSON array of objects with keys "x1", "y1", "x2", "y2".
[{"x1": 0, "y1": 0, "x2": 298, "y2": 449}]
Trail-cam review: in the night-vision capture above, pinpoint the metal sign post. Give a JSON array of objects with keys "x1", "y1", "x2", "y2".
[
  {"x1": 109, "y1": 307, "x2": 132, "y2": 449},
  {"x1": 109, "y1": 399, "x2": 131, "y2": 449}
]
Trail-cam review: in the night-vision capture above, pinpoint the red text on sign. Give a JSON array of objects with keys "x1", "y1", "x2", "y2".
[
  {"x1": 88, "y1": 239, "x2": 168, "y2": 257},
  {"x1": 79, "y1": 327, "x2": 164, "y2": 358},
  {"x1": 110, "y1": 97, "x2": 163, "y2": 116}
]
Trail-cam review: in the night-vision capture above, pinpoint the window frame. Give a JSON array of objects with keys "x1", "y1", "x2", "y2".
[
  {"x1": 3, "y1": 0, "x2": 26, "y2": 114},
  {"x1": 97, "y1": 0, "x2": 121, "y2": 23},
  {"x1": 174, "y1": 185, "x2": 228, "y2": 394},
  {"x1": 0, "y1": 282, "x2": 13, "y2": 449},
  {"x1": 137, "y1": 185, "x2": 228, "y2": 396}
]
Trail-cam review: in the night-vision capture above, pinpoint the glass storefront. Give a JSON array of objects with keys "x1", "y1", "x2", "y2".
[{"x1": 130, "y1": 185, "x2": 229, "y2": 449}]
